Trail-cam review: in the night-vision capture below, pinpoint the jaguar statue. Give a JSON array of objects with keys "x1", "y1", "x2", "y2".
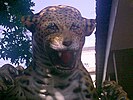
[{"x1": 0, "y1": 5, "x2": 129, "y2": 100}]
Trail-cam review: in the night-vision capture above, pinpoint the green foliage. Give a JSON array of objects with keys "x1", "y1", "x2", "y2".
[{"x1": 0, "y1": 0, "x2": 35, "y2": 66}]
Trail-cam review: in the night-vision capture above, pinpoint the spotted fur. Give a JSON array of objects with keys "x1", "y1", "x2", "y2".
[
  {"x1": 0, "y1": 5, "x2": 97, "y2": 100},
  {"x1": 101, "y1": 81, "x2": 129, "y2": 100},
  {"x1": 0, "y1": 5, "x2": 129, "y2": 100}
]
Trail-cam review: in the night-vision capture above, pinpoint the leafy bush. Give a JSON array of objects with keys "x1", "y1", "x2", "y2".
[{"x1": 0, "y1": 0, "x2": 35, "y2": 66}]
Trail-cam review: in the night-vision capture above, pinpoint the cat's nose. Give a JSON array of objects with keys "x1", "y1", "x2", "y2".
[{"x1": 63, "y1": 40, "x2": 72, "y2": 46}]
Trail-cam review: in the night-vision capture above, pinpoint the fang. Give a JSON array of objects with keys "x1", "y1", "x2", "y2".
[{"x1": 58, "y1": 52, "x2": 62, "y2": 57}]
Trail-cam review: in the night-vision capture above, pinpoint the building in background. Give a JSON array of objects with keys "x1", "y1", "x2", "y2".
[
  {"x1": 96, "y1": 0, "x2": 133, "y2": 99},
  {"x1": 82, "y1": 46, "x2": 96, "y2": 83}
]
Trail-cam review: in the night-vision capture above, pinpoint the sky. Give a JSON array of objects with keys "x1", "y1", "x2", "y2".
[
  {"x1": 0, "y1": 0, "x2": 96, "y2": 67},
  {"x1": 32, "y1": 0, "x2": 96, "y2": 18}
]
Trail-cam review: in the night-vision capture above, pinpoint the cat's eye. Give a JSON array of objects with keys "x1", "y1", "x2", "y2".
[
  {"x1": 70, "y1": 23, "x2": 80, "y2": 31},
  {"x1": 46, "y1": 23, "x2": 59, "y2": 33}
]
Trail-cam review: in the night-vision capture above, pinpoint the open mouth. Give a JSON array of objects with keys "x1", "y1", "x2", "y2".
[{"x1": 47, "y1": 47, "x2": 78, "y2": 71}]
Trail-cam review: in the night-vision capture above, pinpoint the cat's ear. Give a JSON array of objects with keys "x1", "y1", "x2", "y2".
[
  {"x1": 21, "y1": 14, "x2": 40, "y2": 33},
  {"x1": 83, "y1": 18, "x2": 96, "y2": 36}
]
